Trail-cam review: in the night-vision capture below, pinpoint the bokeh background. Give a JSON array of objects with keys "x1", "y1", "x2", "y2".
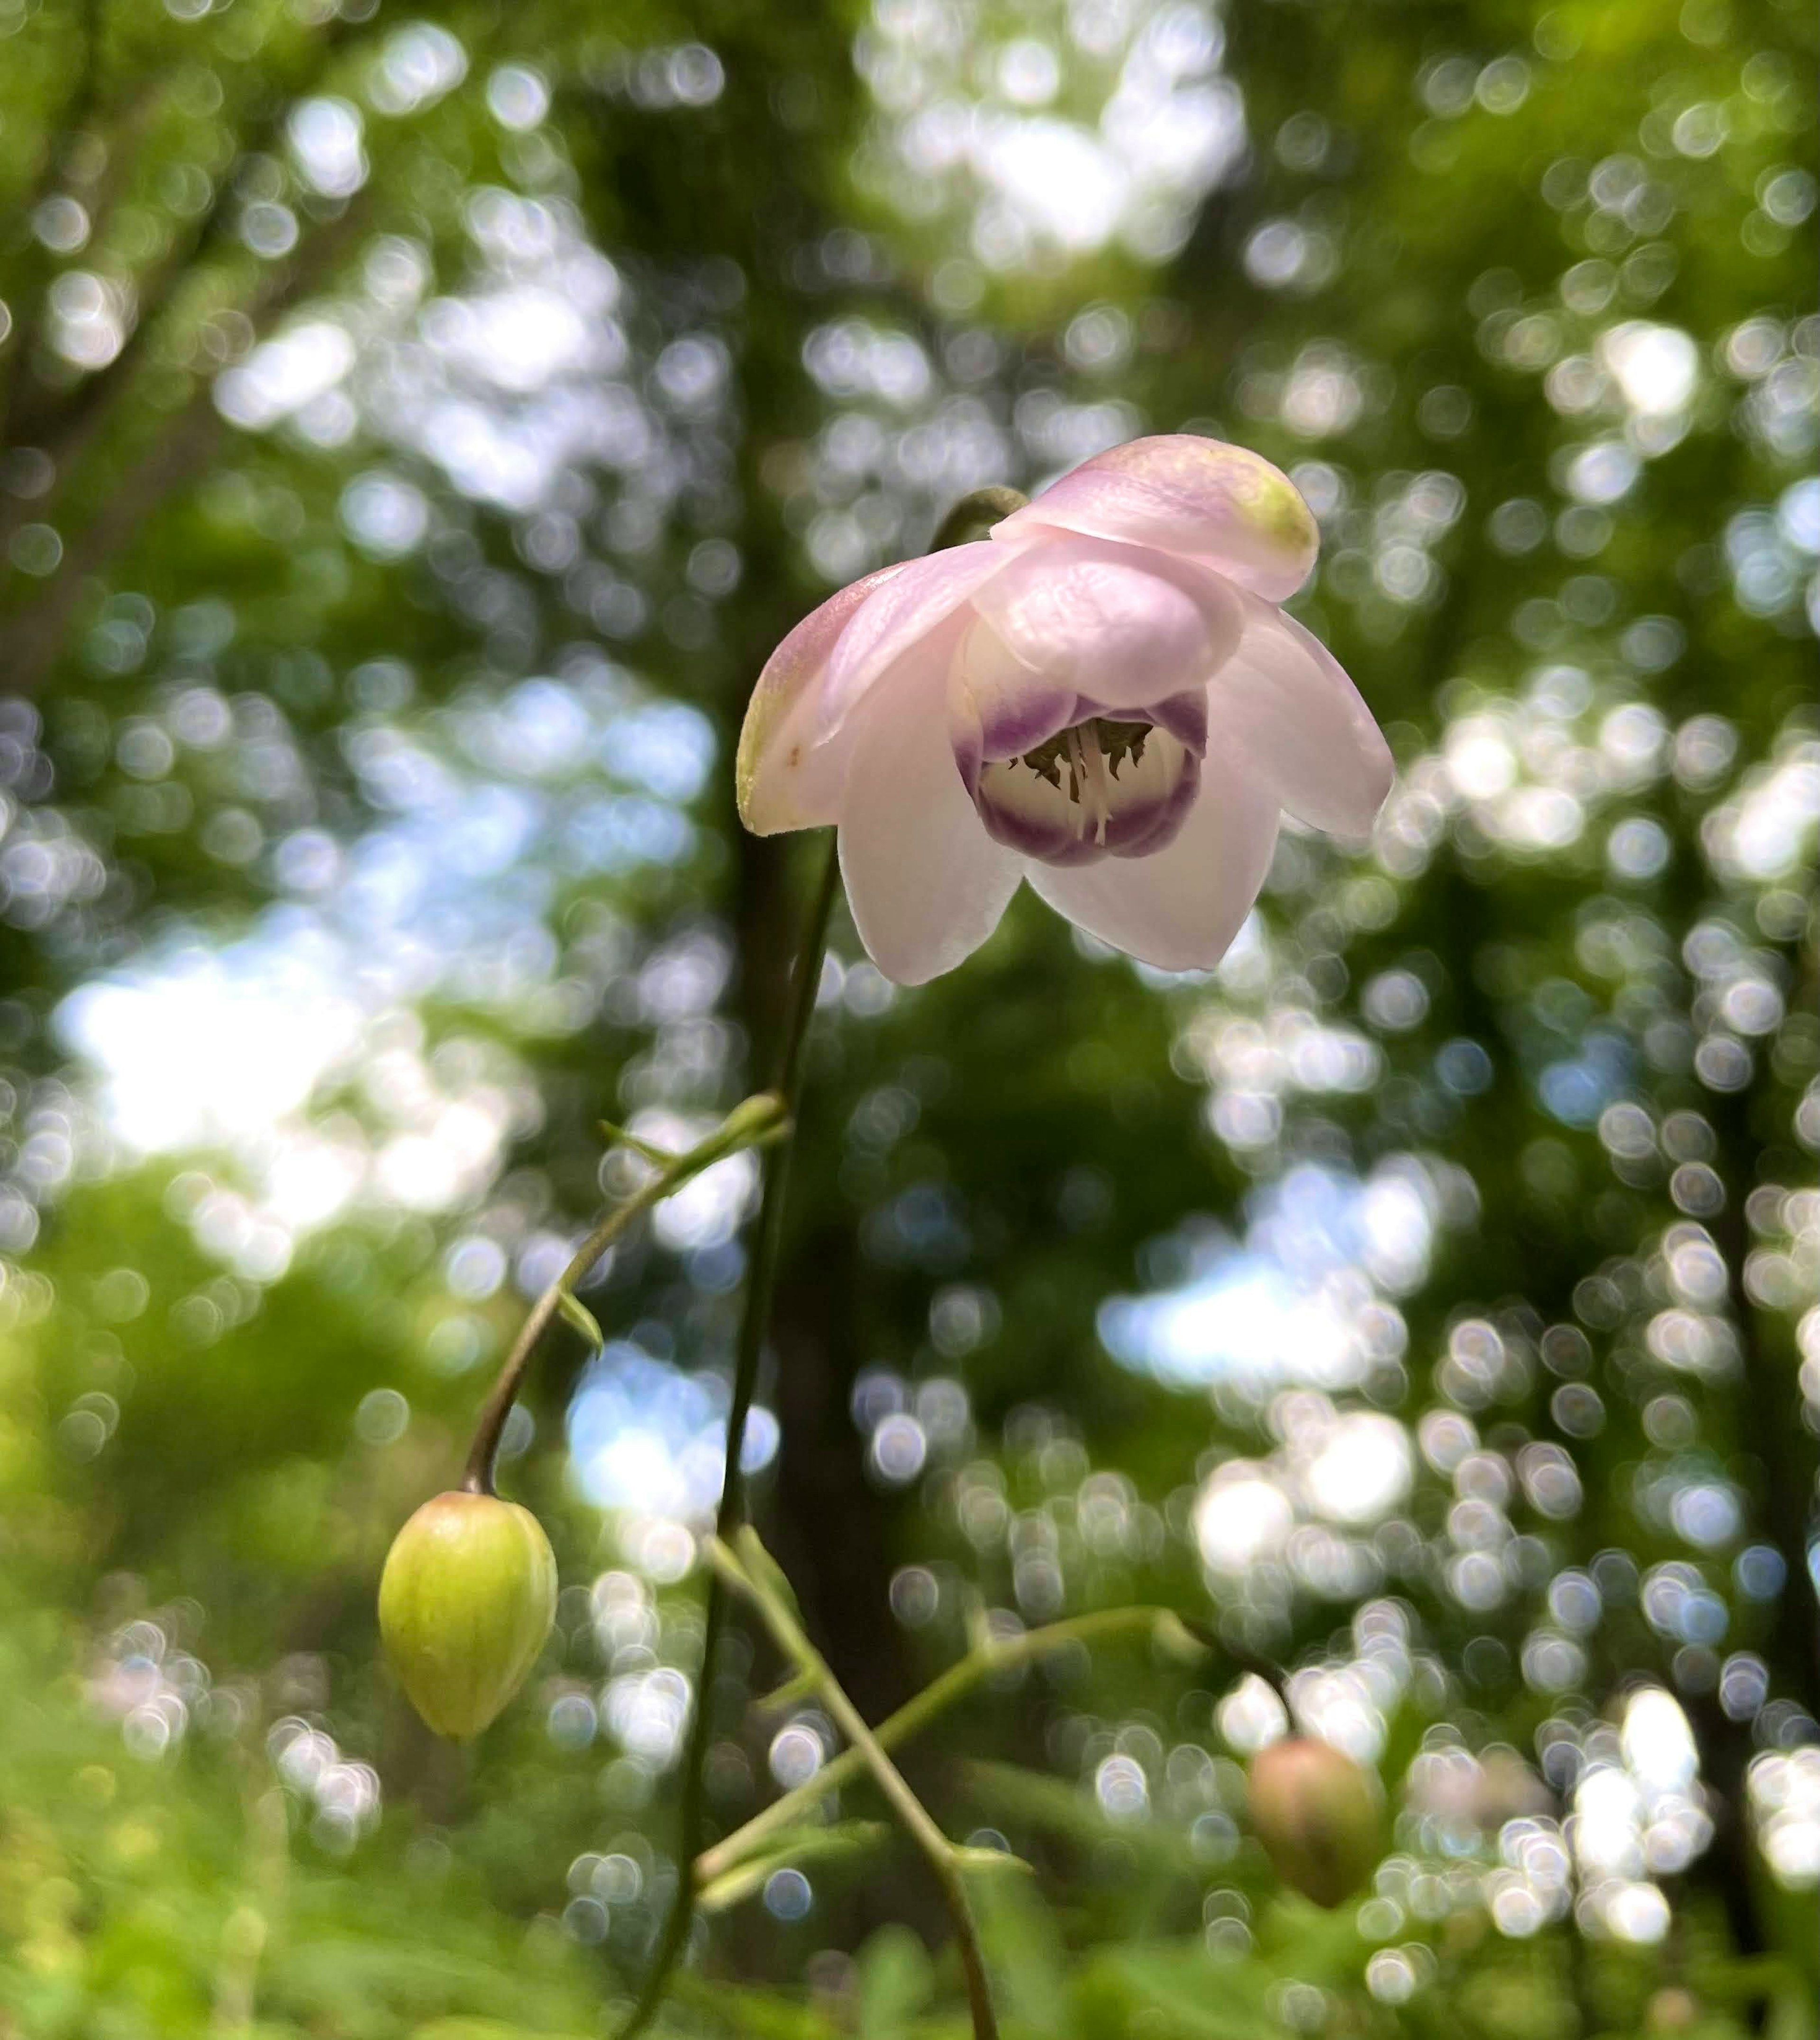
[{"x1": 0, "y1": 0, "x2": 1815, "y2": 2033}]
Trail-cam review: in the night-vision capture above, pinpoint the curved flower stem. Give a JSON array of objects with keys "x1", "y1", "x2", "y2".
[
  {"x1": 613, "y1": 834, "x2": 840, "y2": 2040},
  {"x1": 717, "y1": 836, "x2": 843, "y2": 1532},
  {"x1": 616, "y1": 494, "x2": 1027, "y2": 2033},
  {"x1": 696, "y1": 1603, "x2": 1179, "y2": 1888},
  {"x1": 461, "y1": 1092, "x2": 788, "y2": 1497},
  {"x1": 710, "y1": 1531, "x2": 999, "y2": 2040}
]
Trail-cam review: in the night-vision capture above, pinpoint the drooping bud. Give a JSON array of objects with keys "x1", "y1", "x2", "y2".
[
  {"x1": 378, "y1": 1491, "x2": 557, "y2": 1740},
  {"x1": 1247, "y1": 1736, "x2": 1383, "y2": 1909},
  {"x1": 1646, "y1": 1990, "x2": 1700, "y2": 2033}
]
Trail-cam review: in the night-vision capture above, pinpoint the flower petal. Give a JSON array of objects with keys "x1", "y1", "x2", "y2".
[
  {"x1": 737, "y1": 562, "x2": 910, "y2": 834},
  {"x1": 995, "y1": 435, "x2": 1320, "y2": 602},
  {"x1": 1028, "y1": 744, "x2": 1280, "y2": 972},
  {"x1": 965, "y1": 535, "x2": 1242, "y2": 713},
  {"x1": 1210, "y1": 597, "x2": 1393, "y2": 837},
  {"x1": 838, "y1": 659, "x2": 1024, "y2": 986},
  {"x1": 1106, "y1": 740, "x2": 1202, "y2": 858},
  {"x1": 951, "y1": 611, "x2": 1082, "y2": 763},
  {"x1": 1143, "y1": 687, "x2": 1209, "y2": 755},
  {"x1": 818, "y1": 541, "x2": 1016, "y2": 739}
]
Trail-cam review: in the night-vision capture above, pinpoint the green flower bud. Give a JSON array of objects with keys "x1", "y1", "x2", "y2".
[
  {"x1": 378, "y1": 1491, "x2": 556, "y2": 1740},
  {"x1": 1248, "y1": 1736, "x2": 1383, "y2": 1909}
]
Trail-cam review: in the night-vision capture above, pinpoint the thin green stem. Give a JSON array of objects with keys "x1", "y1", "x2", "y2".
[
  {"x1": 461, "y1": 1094, "x2": 786, "y2": 1497},
  {"x1": 613, "y1": 834, "x2": 839, "y2": 2040},
  {"x1": 611, "y1": 492, "x2": 1024, "y2": 2033},
  {"x1": 696, "y1": 1605, "x2": 1174, "y2": 1886},
  {"x1": 720, "y1": 835, "x2": 840, "y2": 1530},
  {"x1": 613, "y1": 491, "x2": 1030, "y2": 2034},
  {"x1": 712, "y1": 1532, "x2": 999, "y2": 2040}
]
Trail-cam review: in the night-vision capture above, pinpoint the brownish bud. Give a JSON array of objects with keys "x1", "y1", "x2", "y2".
[
  {"x1": 1248, "y1": 1736, "x2": 1383, "y2": 1909},
  {"x1": 1647, "y1": 1990, "x2": 1700, "y2": 2033}
]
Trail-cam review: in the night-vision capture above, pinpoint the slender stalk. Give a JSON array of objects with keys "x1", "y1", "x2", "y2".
[
  {"x1": 1210, "y1": 1635, "x2": 1296, "y2": 1720},
  {"x1": 719, "y1": 837, "x2": 841, "y2": 1530},
  {"x1": 696, "y1": 1604, "x2": 1176, "y2": 1886},
  {"x1": 613, "y1": 835, "x2": 839, "y2": 2040},
  {"x1": 711, "y1": 1533, "x2": 999, "y2": 2040},
  {"x1": 613, "y1": 492, "x2": 1027, "y2": 2033},
  {"x1": 462, "y1": 1093, "x2": 786, "y2": 1496}
]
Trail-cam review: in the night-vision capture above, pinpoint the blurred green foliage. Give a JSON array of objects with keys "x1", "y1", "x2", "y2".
[{"x1": 0, "y1": 0, "x2": 1816, "y2": 2034}]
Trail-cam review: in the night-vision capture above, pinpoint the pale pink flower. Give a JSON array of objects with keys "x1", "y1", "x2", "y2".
[{"x1": 737, "y1": 435, "x2": 1392, "y2": 984}]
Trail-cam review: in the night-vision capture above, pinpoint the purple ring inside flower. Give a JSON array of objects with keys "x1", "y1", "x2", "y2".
[{"x1": 966, "y1": 703, "x2": 1204, "y2": 866}]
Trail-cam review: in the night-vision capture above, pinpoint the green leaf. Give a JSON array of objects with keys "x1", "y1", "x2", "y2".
[
  {"x1": 961, "y1": 1760, "x2": 1199, "y2": 1875},
  {"x1": 968, "y1": 1854, "x2": 1069, "y2": 2037},
  {"x1": 953, "y1": 1844, "x2": 1034, "y2": 1877},
  {"x1": 1767, "y1": 1982, "x2": 1820, "y2": 2040},
  {"x1": 554, "y1": 1288, "x2": 603, "y2": 1352},
  {"x1": 670, "y1": 1972, "x2": 844, "y2": 2039},
  {"x1": 733, "y1": 1526, "x2": 805, "y2": 1624},
  {"x1": 1075, "y1": 1940, "x2": 1280, "y2": 2040},
  {"x1": 696, "y1": 1822, "x2": 891, "y2": 1914},
  {"x1": 714, "y1": 1091, "x2": 791, "y2": 1147},
  {"x1": 962, "y1": 1593, "x2": 993, "y2": 1658},
  {"x1": 411, "y1": 2024, "x2": 593, "y2": 2040},
  {"x1": 596, "y1": 1119, "x2": 678, "y2": 1165},
  {"x1": 755, "y1": 1667, "x2": 819, "y2": 1713},
  {"x1": 855, "y1": 1923, "x2": 935, "y2": 2040},
  {"x1": 1151, "y1": 1611, "x2": 1213, "y2": 1665}
]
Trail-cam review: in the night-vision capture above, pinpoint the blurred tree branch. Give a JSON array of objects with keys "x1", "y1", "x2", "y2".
[
  {"x1": 0, "y1": 6, "x2": 400, "y2": 676},
  {"x1": 0, "y1": 190, "x2": 372, "y2": 692}
]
